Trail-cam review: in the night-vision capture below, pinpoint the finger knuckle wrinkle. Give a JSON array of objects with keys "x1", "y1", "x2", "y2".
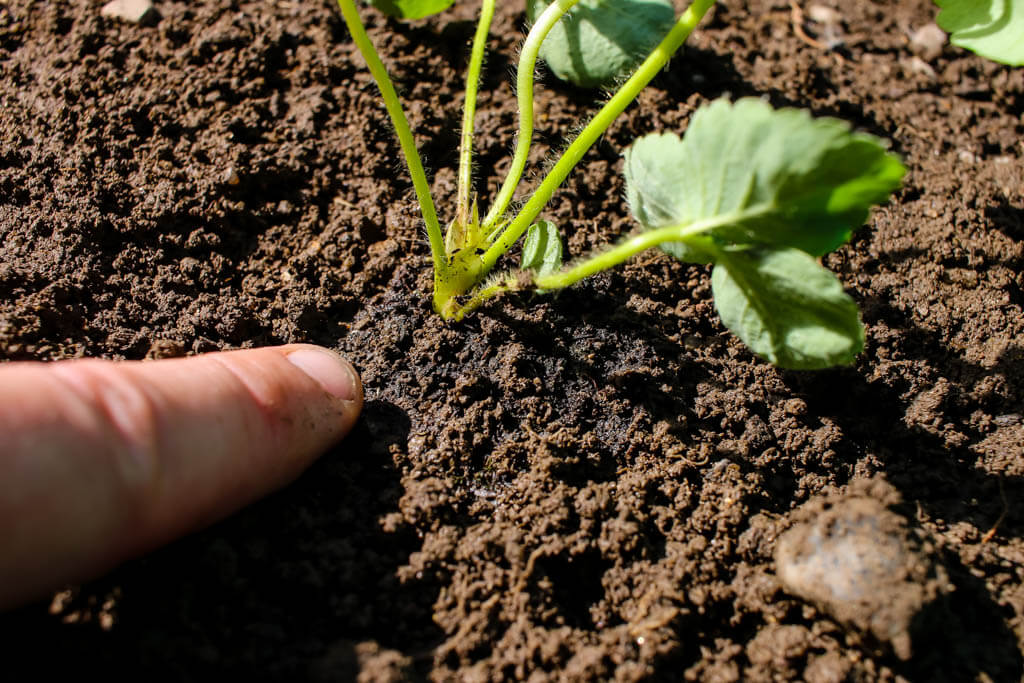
[
  {"x1": 205, "y1": 354, "x2": 293, "y2": 447},
  {"x1": 52, "y1": 362, "x2": 163, "y2": 500}
]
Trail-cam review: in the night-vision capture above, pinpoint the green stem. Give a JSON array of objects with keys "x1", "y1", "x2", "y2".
[
  {"x1": 481, "y1": 0, "x2": 583, "y2": 228},
  {"x1": 480, "y1": 0, "x2": 716, "y2": 275},
  {"x1": 335, "y1": 0, "x2": 447, "y2": 274},
  {"x1": 533, "y1": 218, "x2": 720, "y2": 290},
  {"x1": 448, "y1": 208, "x2": 756, "y2": 321},
  {"x1": 448, "y1": 274, "x2": 517, "y2": 322},
  {"x1": 454, "y1": 0, "x2": 497, "y2": 225}
]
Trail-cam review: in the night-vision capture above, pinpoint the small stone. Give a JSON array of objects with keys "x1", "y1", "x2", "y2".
[
  {"x1": 223, "y1": 167, "x2": 240, "y2": 186},
  {"x1": 807, "y1": 5, "x2": 842, "y2": 27},
  {"x1": 958, "y1": 149, "x2": 978, "y2": 164},
  {"x1": 910, "y1": 23, "x2": 947, "y2": 61},
  {"x1": 775, "y1": 479, "x2": 951, "y2": 660},
  {"x1": 908, "y1": 55, "x2": 937, "y2": 80},
  {"x1": 100, "y1": 0, "x2": 159, "y2": 25}
]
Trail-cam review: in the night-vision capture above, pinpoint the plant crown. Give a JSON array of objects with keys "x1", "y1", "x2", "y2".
[{"x1": 335, "y1": 0, "x2": 907, "y2": 369}]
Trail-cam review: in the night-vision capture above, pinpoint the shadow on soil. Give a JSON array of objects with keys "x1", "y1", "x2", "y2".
[
  {"x1": 785, "y1": 302, "x2": 1024, "y2": 680},
  {"x1": 0, "y1": 399, "x2": 442, "y2": 681},
  {"x1": 900, "y1": 556, "x2": 1023, "y2": 681},
  {"x1": 494, "y1": 276, "x2": 1024, "y2": 680}
]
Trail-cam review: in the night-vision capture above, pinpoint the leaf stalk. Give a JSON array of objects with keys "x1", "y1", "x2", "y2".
[
  {"x1": 480, "y1": 0, "x2": 717, "y2": 276},
  {"x1": 334, "y1": 0, "x2": 447, "y2": 276},
  {"x1": 453, "y1": 0, "x2": 497, "y2": 233},
  {"x1": 482, "y1": 0, "x2": 584, "y2": 228}
]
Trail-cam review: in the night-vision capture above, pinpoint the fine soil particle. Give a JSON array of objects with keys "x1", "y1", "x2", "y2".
[{"x1": 1, "y1": 0, "x2": 1022, "y2": 681}]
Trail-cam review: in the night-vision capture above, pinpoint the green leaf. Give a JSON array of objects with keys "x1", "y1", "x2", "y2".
[
  {"x1": 624, "y1": 97, "x2": 905, "y2": 258},
  {"x1": 935, "y1": 0, "x2": 1024, "y2": 66},
  {"x1": 711, "y1": 246, "x2": 864, "y2": 370},
  {"x1": 622, "y1": 98, "x2": 900, "y2": 368},
  {"x1": 527, "y1": 0, "x2": 676, "y2": 88},
  {"x1": 366, "y1": 0, "x2": 454, "y2": 20},
  {"x1": 521, "y1": 220, "x2": 564, "y2": 278},
  {"x1": 658, "y1": 239, "x2": 713, "y2": 265}
]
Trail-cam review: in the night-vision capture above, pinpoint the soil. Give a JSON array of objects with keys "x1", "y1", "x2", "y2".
[{"x1": 1, "y1": 0, "x2": 1022, "y2": 680}]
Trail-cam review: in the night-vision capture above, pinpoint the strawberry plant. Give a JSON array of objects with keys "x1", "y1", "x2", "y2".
[{"x1": 333, "y1": 0, "x2": 905, "y2": 369}]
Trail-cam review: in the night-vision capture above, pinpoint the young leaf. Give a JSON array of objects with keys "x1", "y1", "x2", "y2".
[
  {"x1": 521, "y1": 220, "x2": 564, "y2": 278},
  {"x1": 366, "y1": 0, "x2": 454, "y2": 20},
  {"x1": 624, "y1": 98, "x2": 905, "y2": 258},
  {"x1": 711, "y1": 246, "x2": 864, "y2": 369},
  {"x1": 935, "y1": 0, "x2": 1024, "y2": 66},
  {"x1": 526, "y1": 0, "x2": 676, "y2": 88}
]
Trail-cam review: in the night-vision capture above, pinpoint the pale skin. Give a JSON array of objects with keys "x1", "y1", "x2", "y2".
[{"x1": 0, "y1": 344, "x2": 363, "y2": 610}]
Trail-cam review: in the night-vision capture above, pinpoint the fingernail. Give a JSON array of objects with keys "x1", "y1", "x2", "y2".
[{"x1": 286, "y1": 348, "x2": 360, "y2": 402}]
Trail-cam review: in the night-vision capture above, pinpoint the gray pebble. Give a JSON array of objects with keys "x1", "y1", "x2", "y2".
[
  {"x1": 775, "y1": 479, "x2": 951, "y2": 660},
  {"x1": 910, "y1": 23, "x2": 947, "y2": 61}
]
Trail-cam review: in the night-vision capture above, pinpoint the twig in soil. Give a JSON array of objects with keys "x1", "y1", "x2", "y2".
[
  {"x1": 789, "y1": 1, "x2": 846, "y2": 65},
  {"x1": 514, "y1": 546, "x2": 546, "y2": 594},
  {"x1": 628, "y1": 606, "x2": 680, "y2": 640},
  {"x1": 667, "y1": 442, "x2": 711, "y2": 467},
  {"x1": 980, "y1": 480, "x2": 1008, "y2": 544},
  {"x1": 627, "y1": 587, "x2": 684, "y2": 639},
  {"x1": 789, "y1": 1, "x2": 828, "y2": 51}
]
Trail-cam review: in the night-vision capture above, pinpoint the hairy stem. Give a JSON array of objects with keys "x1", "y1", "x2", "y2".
[
  {"x1": 448, "y1": 208, "x2": 756, "y2": 321},
  {"x1": 454, "y1": 0, "x2": 497, "y2": 226},
  {"x1": 533, "y1": 217, "x2": 724, "y2": 290},
  {"x1": 448, "y1": 274, "x2": 517, "y2": 322},
  {"x1": 335, "y1": 0, "x2": 447, "y2": 273},
  {"x1": 482, "y1": 0, "x2": 583, "y2": 228},
  {"x1": 480, "y1": 0, "x2": 717, "y2": 275}
]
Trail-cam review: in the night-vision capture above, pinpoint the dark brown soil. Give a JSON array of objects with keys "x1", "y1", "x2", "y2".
[{"x1": 1, "y1": 0, "x2": 1022, "y2": 680}]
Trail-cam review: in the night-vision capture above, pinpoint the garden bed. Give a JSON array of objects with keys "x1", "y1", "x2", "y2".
[{"x1": 1, "y1": 0, "x2": 1022, "y2": 679}]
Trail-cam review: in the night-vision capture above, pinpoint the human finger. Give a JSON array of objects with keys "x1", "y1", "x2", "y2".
[{"x1": 0, "y1": 344, "x2": 362, "y2": 609}]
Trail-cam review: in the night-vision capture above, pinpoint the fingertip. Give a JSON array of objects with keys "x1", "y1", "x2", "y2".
[
  {"x1": 283, "y1": 345, "x2": 363, "y2": 405},
  {"x1": 201, "y1": 344, "x2": 363, "y2": 453}
]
